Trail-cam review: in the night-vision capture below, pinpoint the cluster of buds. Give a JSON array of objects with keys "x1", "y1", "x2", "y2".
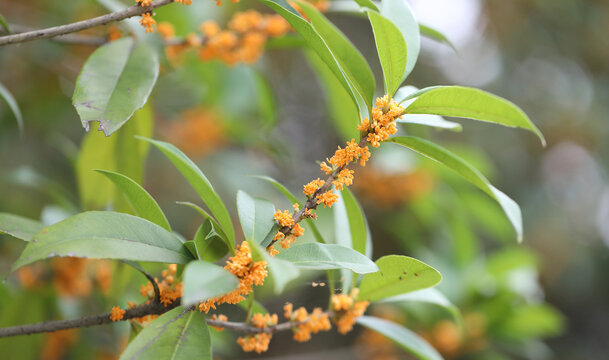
[
  {"x1": 359, "y1": 96, "x2": 405, "y2": 147},
  {"x1": 237, "y1": 313, "x2": 277, "y2": 353},
  {"x1": 331, "y1": 289, "x2": 370, "y2": 334},
  {"x1": 284, "y1": 302, "x2": 332, "y2": 342},
  {"x1": 199, "y1": 242, "x2": 267, "y2": 312}
]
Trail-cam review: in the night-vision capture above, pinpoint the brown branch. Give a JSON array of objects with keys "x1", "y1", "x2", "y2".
[
  {"x1": 0, "y1": 300, "x2": 180, "y2": 338},
  {"x1": 0, "y1": 0, "x2": 174, "y2": 46},
  {"x1": 0, "y1": 297, "x2": 313, "y2": 338}
]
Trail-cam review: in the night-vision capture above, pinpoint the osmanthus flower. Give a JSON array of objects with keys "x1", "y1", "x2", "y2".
[
  {"x1": 331, "y1": 289, "x2": 370, "y2": 334},
  {"x1": 210, "y1": 314, "x2": 228, "y2": 331},
  {"x1": 110, "y1": 306, "x2": 125, "y2": 322},
  {"x1": 199, "y1": 242, "x2": 268, "y2": 313},
  {"x1": 284, "y1": 302, "x2": 331, "y2": 342},
  {"x1": 237, "y1": 313, "x2": 277, "y2": 353},
  {"x1": 139, "y1": 13, "x2": 156, "y2": 34}
]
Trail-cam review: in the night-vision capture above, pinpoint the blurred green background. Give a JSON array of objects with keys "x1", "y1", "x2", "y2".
[{"x1": 1, "y1": 0, "x2": 607, "y2": 359}]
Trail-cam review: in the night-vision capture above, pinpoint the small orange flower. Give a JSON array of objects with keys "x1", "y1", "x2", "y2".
[
  {"x1": 110, "y1": 306, "x2": 126, "y2": 322},
  {"x1": 139, "y1": 13, "x2": 156, "y2": 34},
  {"x1": 137, "y1": 0, "x2": 152, "y2": 6},
  {"x1": 317, "y1": 191, "x2": 339, "y2": 207},
  {"x1": 304, "y1": 178, "x2": 325, "y2": 197},
  {"x1": 210, "y1": 314, "x2": 228, "y2": 331},
  {"x1": 331, "y1": 289, "x2": 369, "y2": 334},
  {"x1": 274, "y1": 210, "x2": 295, "y2": 227},
  {"x1": 157, "y1": 22, "x2": 175, "y2": 39}
]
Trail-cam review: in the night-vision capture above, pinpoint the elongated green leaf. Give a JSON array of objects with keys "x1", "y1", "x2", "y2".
[
  {"x1": 381, "y1": 288, "x2": 460, "y2": 321},
  {"x1": 96, "y1": 170, "x2": 171, "y2": 231},
  {"x1": 298, "y1": 1, "x2": 375, "y2": 109},
  {"x1": 191, "y1": 220, "x2": 229, "y2": 262},
  {"x1": 356, "y1": 316, "x2": 443, "y2": 360},
  {"x1": 77, "y1": 105, "x2": 152, "y2": 210},
  {"x1": 236, "y1": 191, "x2": 275, "y2": 244},
  {"x1": 0, "y1": 213, "x2": 43, "y2": 242},
  {"x1": 141, "y1": 137, "x2": 235, "y2": 248},
  {"x1": 252, "y1": 175, "x2": 325, "y2": 244},
  {"x1": 353, "y1": 0, "x2": 379, "y2": 11},
  {"x1": 398, "y1": 115, "x2": 462, "y2": 131},
  {"x1": 277, "y1": 243, "x2": 377, "y2": 273},
  {"x1": 306, "y1": 50, "x2": 359, "y2": 140},
  {"x1": 381, "y1": 0, "x2": 420, "y2": 81},
  {"x1": 12, "y1": 212, "x2": 193, "y2": 271},
  {"x1": 388, "y1": 136, "x2": 524, "y2": 242},
  {"x1": 341, "y1": 189, "x2": 367, "y2": 255},
  {"x1": 120, "y1": 307, "x2": 211, "y2": 360},
  {"x1": 403, "y1": 86, "x2": 545, "y2": 145},
  {"x1": 0, "y1": 13, "x2": 10, "y2": 34},
  {"x1": 73, "y1": 38, "x2": 159, "y2": 136},
  {"x1": 419, "y1": 24, "x2": 456, "y2": 51},
  {"x1": 368, "y1": 11, "x2": 407, "y2": 96},
  {"x1": 182, "y1": 260, "x2": 239, "y2": 305},
  {"x1": 0, "y1": 82, "x2": 23, "y2": 134},
  {"x1": 358, "y1": 255, "x2": 442, "y2": 302},
  {"x1": 250, "y1": 240, "x2": 299, "y2": 294},
  {"x1": 259, "y1": 0, "x2": 362, "y2": 110}
]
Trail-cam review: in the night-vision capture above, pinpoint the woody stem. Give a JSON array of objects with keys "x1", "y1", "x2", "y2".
[{"x1": 0, "y1": 0, "x2": 174, "y2": 46}]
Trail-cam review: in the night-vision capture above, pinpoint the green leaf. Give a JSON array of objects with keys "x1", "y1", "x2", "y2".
[
  {"x1": 95, "y1": 170, "x2": 171, "y2": 231},
  {"x1": 306, "y1": 50, "x2": 359, "y2": 140},
  {"x1": 358, "y1": 255, "x2": 442, "y2": 302},
  {"x1": 182, "y1": 260, "x2": 240, "y2": 306},
  {"x1": 259, "y1": 0, "x2": 363, "y2": 110},
  {"x1": 120, "y1": 307, "x2": 211, "y2": 360},
  {"x1": 191, "y1": 220, "x2": 229, "y2": 262},
  {"x1": 356, "y1": 316, "x2": 443, "y2": 360},
  {"x1": 76, "y1": 105, "x2": 153, "y2": 210},
  {"x1": 254, "y1": 71, "x2": 278, "y2": 129},
  {"x1": 277, "y1": 243, "x2": 377, "y2": 273},
  {"x1": 368, "y1": 11, "x2": 407, "y2": 96},
  {"x1": 380, "y1": 288, "x2": 461, "y2": 322},
  {"x1": 403, "y1": 86, "x2": 545, "y2": 145},
  {"x1": 381, "y1": 0, "x2": 420, "y2": 82},
  {"x1": 252, "y1": 175, "x2": 325, "y2": 244},
  {"x1": 419, "y1": 24, "x2": 456, "y2": 51},
  {"x1": 176, "y1": 201, "x2": 233, "y2": 255},
  {"x1": 0, "y1": 13, "x2": 11, "y2": 34},
  {"x1": 387, "y1": 136, "x2": 524, "y2": 242},
  {"x1": 297, "y1": 0, "x2": 375, "y2": 109},
  {"x1": 353, "y1": 0, "x2": 379, "y2": 12},
  {"x1": 12, "y1": 211, "x2": 193, "y2": 271},
  {"x1": 141, "y1": 137, "x2": 235, "y2": 249},
  {"x1": 340, "y1": 189, "x2": 368, "y2": 255},
  {"x1": 0, "y1": 213, "x2": 44, "y2": 242},
  {"x1": 73, "y1": 38, "x2": 159, "y2": 136},
  {"x1": 236, "y1": 191, "x2": 275, "y2": 245},
  {"x1": 250, "y1": 240, "x2": 299, "y2": 294},
  {"x1": 0, "y1": 82, "x2": 23, "y2": 134}
]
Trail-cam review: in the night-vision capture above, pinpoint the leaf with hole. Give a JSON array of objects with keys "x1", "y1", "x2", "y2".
[
  {"x1": 73, "y1": 38, "x2": 158, "y2": 136},
  {"x1": 358, "y1": 255, "x2": 442, "y2": 302}
]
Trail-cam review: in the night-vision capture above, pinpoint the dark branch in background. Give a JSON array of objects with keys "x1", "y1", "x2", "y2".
[
  {"x1": 0, "y1": 0, "x2": 173, "y2": 46},
  {"x1": 0, "y1": 296, "x2": 312, "y2": 338}
]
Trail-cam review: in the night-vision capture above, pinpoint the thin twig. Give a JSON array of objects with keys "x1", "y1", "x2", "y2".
[{"x1": 0, "y1": 0, "x2": 173, "y2": 46}]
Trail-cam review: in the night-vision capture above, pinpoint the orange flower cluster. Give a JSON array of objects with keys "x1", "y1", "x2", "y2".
[
  {"x1": 210, "y1": 314, "x2": 228, "y2": 331},
  {"x1": 420, "y1": 313, "x2": 488, "y2": 358},
  {"x1": 237, "y1": 313, "x2": 277, "y2": 353},
  {"x1": 359, "y1": 96, "x2": 405, "y2": 147},
  {"x1": 139, "y1": 13, "x2": 156, "y2": 34},
  {"x1": 164, "y1": 108, "x2": 226, "y2": 157},
  {"x1": 354, "y1": 168, "x2": 434, "y2": 208},
  {"x1": 199, "y1": 241, "x2": 267, "y2": 312},
  {"x1": 110, "y1": 306, "x2": 126, "y2": 322},
  {"x1": 271, "y1": 211, "x2": 305, "y2": 251},
  {"x1": 331, "y1": 289, "x2": 370, "y2": 334},
  {"x1": 41, "y1": 329, "x2": 78, "y2": 360},
  {"x1": 199, "y1": 10, "x2": 291, "y2": 65},
  {"x1": 284, "y1": 302, "x2": 331, "y2": 342},
  {"x1": 215, "y1": 0, "x2": 240, "y2": 6}
]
